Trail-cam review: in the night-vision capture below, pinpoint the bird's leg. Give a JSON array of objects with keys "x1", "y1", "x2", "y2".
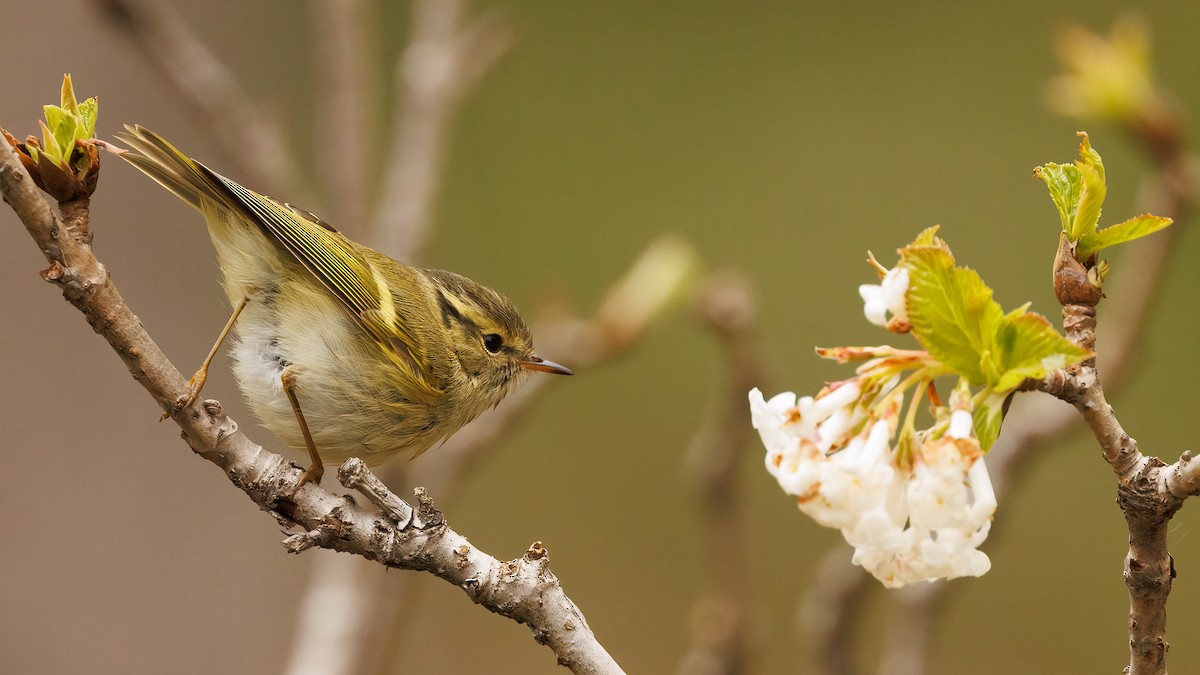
[
  {"x1": 282, "y1": 369, "x2": 324, "y2": 487},
  {"x1": 164, "y1": 295, "x2": 251, "y2": 420}
]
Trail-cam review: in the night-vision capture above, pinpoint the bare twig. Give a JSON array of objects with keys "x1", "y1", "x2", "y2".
[
  {"x1": 370, "y1": 0, "x2": 513, "y2": 259},
  {"x1": 92, "y1": 0, "x2": 296, "y2": 193},
  {"x1": 675, "y1": 275, "x2": 761, "y2": 675},
  {"x1": 0, "y1": 130, "x2": 624, "y2": 675},
  {"x1": 1035, "y1": 302, "x2": 1191, "y2": 675}
]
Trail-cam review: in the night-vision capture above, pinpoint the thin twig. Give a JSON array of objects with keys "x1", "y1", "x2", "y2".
[
  {"x1": 0, "y1": 133, "x2": 624, "y2": 675},
  {"x1": 1035, "y1": 303, "x2": 1184, "y2": 675},
  {"x1": 91, "y1": 0, "x2": 296, "y2": 193}
]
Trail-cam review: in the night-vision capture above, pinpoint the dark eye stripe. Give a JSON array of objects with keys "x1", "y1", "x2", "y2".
[{"x1": 436, "y1": 289, "x2": 465, "y2": 329}]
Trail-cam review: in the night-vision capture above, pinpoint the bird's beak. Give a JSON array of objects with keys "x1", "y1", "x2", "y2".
[{"x1": 521, "y1": 355, "x2": 573, "y2": 375}]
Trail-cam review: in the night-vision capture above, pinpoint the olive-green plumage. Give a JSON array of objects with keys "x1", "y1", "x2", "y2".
[{"x1": 116, "y1": 125, "x2": 570, "y2": 481}]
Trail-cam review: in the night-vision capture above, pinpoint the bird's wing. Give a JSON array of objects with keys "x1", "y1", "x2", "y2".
[{"x1": 117, "y1": 125, "x2": 440, "y2": 401}]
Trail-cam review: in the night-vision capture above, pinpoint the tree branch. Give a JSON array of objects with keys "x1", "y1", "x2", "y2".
[
  {"x1": 0, "y1": 133, "x2": 623, "y2": 675},
  {"x1": 1035, "y1": 304, "x2": 1184, "y2": 675}
]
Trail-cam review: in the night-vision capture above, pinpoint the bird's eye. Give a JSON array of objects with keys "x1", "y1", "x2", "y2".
[{"x1": 483, "y1": 333, "x2": 503, "y2": 354}]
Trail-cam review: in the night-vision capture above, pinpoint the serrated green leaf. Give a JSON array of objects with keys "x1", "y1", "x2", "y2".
[
  {"x1": 1035, "y1": 162, "x2": 1081, "y2": 232},
  {"x1": 911, "y1": 225, "x2": 941, "y2": 247},
  {"x1": 77, "y1": 97, "x2": 98, "y2": 139},
  {"x1": 991, "y1": 311, "x2": 1089, "y2": 393},
  {"x1": 43, "y1": 105, "x2": 76, "y2": 164},
  {"x1": 902, "y1": 246, "x2": 1004, "y2": 386},
  {"x1": 1071, "y1": 133, "x2": 1106, "y2": 240},
  {"x1": 1077, "y1": 214, "x2": 1172, "y2": 258},
  {"x1": 972, "y1": 393, "x2": 1006, "y2": 453}
]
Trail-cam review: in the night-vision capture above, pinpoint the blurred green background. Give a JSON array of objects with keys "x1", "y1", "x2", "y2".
[{"x1": 3, "y1": 1, "x2": 1200, "y2": 673}]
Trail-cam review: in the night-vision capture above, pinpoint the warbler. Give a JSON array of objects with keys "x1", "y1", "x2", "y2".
[{"x1": 116, "y1": 125, "x2": 571, "y2": 486}]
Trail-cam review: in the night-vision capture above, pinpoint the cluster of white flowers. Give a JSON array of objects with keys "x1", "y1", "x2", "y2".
[{"x1": 751, "y1": 389, "x2": 996, "y2": 587}]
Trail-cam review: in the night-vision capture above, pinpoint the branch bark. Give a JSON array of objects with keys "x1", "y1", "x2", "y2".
[
  {"x1": 1035, "y1": 303, "x2": 1195, "y2": 675},
  {"x1": 0, "y1": 133, "x2": 623, "y2": 675}
]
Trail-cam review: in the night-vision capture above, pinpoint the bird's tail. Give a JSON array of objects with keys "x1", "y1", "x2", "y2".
[{"x1": 114, "y1": 124, "x2": 232, "y2": 214}]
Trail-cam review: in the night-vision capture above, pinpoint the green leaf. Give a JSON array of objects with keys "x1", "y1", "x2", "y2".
[
  {"x1": 1077, "y1": 214, "x2": 1172, "y2": 258},
  {"x1": 1071, "y1": 132, "x2": 1106, "y2": 240},
  {"x1": 1034, "y1": 162, "x2": 1081, "y2": 233},
  {"x1": 972, "y1": 392, "x2": 1006, "y2": 453},
  {"x1": 43, "y1": 105, "x2": 76, "y2": 162},
  {"x1": 1035, "y1": 133, "x2": 1110, "y2": 243},
  {"x1": 903, "y1": 231, "x2": 1086, "y2": 399},
  {"x1": 37, "y1": 119, "x2": 63, "y2": 164},
  {"x1": 61, "y1": 74, "x2": 78, "y2": 114},
  {"x1": 77, "y1": 97, "x2": 98, "y2": 139},
  {"x1": 902, "y1": 244, "x2": 1004, "y2": 386},
  {"x1": 911, "y1": 225, "x2": 941, "y2": 247},
  {"x1": 991, "y1": 310, "x2": 1090, "y2": 393}
]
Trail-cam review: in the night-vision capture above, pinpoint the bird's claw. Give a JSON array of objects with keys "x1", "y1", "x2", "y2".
[{"x1": 160, "y1": 368, "x2": 207, "y2": 422}]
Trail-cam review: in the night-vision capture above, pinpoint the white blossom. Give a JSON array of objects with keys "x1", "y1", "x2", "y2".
[
  {"x1": 947, "y1": 408, "x2": 973, "y2": 439},
  {"x1": 801, "y1": 420, "x2": 897, "y2": 529},
  {"x1": 751, "y1": 387, "x2": 998, "y2": 588},
  {"x1": 859, "y1": 267, "x2": 910, "y2": 329},
  {"x1": 847, "y1": 421, "x2": 996, "y2": 587}
]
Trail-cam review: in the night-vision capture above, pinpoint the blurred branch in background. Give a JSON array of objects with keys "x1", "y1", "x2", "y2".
[
  {"x1": 675, "y1": 273, "x2": 763, "y2": 675},
  {"x1": 800, "y1": 20, "x2": 1198, "y2": 675},
  {"x1": 799, "y1": 549, "x2": 868, "y2": 675},
  {"x1": 92, "y1": 0, "x2": 296, "y2": 194},
  {"x1": 372, "y1": 0, "x2": 513, "y2": 260},
  {"x1": 312, "y1": 0, "x2": 369, "y2": 232}
]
